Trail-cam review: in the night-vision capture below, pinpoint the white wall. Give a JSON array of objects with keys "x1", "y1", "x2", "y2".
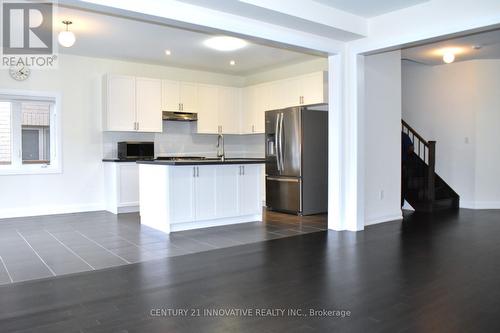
[
  {"x1": 0, "y1": 103, "x2": 11, "y2": 163},
  {"x1": 474, "y1": 60, "x2": 500, "y2": 207},
  {"x1": 364, "y1": 50, "x2": 402, "y2": 225},
  {"x1": 402, "y1": 59, "x2": 500, "y2": 209}
]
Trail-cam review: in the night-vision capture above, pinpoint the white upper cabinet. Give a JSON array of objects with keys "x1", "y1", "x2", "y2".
[
  {"x1": 219, "y1": 86, "x2": 241, "y2": 134},
  {"x1": 276, "y1": 77, "x2": 302, "y2": 108},
  {"x1": 136, "y1": 77, "x2": 162, "y2": 132},
  {"x1": 161, "y1": 80, "x2": 181, "y2": 111},
  {"x1": 272, "y1": 71, "x2": 328, "y2": 109},
  {"x1": 197, "y1": 84, "x2": 219, "y2": 134},
  {"x1": 240, "y1": 71, "x2": 327, "y2": 134},
  {"x1": 180, "y1": 82, "x2": 198, "y2": 112},
  {"x1": 103, "y1": 75, "x2": 162, "y2": 132},
  {"x1": 161, "y1": 80, "x2": 198, "y2": 112},
  {"x1": 103, "y1": 75, "x2": 136, "y2": 131},
  {"x1": 104, "y1": 71, "x2": 326, "y2": 134},
  {"x1": 197, "y1": 84, "x2": 242, "y2": 134},
  {"x1": 241, "y1": 83, "x2": 269, "y2": 134},
  {"x1": 241, "y1": 85, "x2": 256, "y2": 134},
  {"x1": 300, "y1": 71, "x2": 328, "y2": 105}
]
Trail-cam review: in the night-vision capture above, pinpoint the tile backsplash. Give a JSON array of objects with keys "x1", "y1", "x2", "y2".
[{"x1": 103, "y1": 121, "x2": 264, "y2": 159}]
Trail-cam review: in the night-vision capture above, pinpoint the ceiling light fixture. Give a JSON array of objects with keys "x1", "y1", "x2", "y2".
[
  {"x1": 442, "y1": 51, "x2": 455, "y2": 64},
  {"x1": 165, "y1": 50, "x2": 172, "y2": 56},
  {"x1": 58, "y1": 20, "x2": 76, "y2": 48},
  {"x1": 229, "y1": 60, "x2": 236, "y2": 66},
  {"x1": 204, "y1": 36, "x2": 247, "y2": 51}
]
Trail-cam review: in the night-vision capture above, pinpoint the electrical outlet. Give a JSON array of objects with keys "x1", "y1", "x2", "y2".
[{"x1": 380, "y1": 190, "x2": 384, "y2": 200}]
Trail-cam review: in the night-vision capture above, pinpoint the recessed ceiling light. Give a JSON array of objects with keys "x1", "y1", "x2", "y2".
[
  {"x1": 472, "y1": 45, "x2": 482, "y2": 50},
  {"x1": 229, "y1": 60, "x2": 236, "y2": 66},
  {"x1": 204, "y1": 36, "x2": 247, "y2": 51},
  {"x1": 165, "y1": 50, "x2": 171, "y2": 56},
  {"x1": 443, "y1": 51, "x2": 455, "y2": 64}
]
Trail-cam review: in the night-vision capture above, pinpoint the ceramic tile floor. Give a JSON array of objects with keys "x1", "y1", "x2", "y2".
[{"x1": 0, "y1": 210, "x2": 327, "y2": 284}]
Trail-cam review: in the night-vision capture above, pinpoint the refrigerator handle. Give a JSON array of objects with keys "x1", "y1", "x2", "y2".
[
  {"x1": 275, "y1": 113, "x2": 281, "y2": 173},
  {"x1": 279, "y1": 112, "x2": 284, "y2": 173}
]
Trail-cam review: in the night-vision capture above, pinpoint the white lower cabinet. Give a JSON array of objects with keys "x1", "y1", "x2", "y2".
[
  {"x1": 169, "y1": 166, "x2": 196, "y2": 223},
  {"x1": 104, "y1": 162, "x2": 140, "y2": 214},
  {"x1": 239, "y1": 165, "x2": 262, "y2": 215},
  {"x1": 194, "y1": 166, "x2": 217, "y2": 221},
  {"x1": 158, "y1": 164, "x2": 262, "y2": 231},
  {"x1": 216, "y1": 165, "x2": 240, "y2": 217}
]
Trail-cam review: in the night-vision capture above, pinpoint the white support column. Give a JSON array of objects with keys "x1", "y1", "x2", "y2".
[{"x1": 327, "y1": 49, "x2": 365, "y2": 231}]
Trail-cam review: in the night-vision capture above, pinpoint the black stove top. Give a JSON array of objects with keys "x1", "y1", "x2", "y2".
[{"x1": 155, "y1": 156, "x2": 208, "y2": 161}]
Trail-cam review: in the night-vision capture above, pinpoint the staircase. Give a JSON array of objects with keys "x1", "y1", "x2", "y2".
[{"x1": 402, "y1": 120, "x2": 459, "y2": 212}]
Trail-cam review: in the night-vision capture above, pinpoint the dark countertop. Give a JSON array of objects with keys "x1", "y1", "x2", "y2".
[
  {"x1": 136, "y1": 158, "x2": 266, "y2": 166},
  {"x1": 102, "y1": 158, "x2": 153, "y2": 162}
]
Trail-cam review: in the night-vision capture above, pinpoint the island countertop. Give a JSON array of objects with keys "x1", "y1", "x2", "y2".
[{"x1": 136, "y1": 158, "x2": 265, "y2": 166}]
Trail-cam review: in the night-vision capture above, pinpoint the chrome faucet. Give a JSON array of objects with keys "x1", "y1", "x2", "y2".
[{"x1": 217, "y1": 133, "x2": 225, "y2": 162}]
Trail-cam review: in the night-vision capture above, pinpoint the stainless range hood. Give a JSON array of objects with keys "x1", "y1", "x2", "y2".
[{"x1": 162, "y1": 111, "x2": 198, "y2": 121}]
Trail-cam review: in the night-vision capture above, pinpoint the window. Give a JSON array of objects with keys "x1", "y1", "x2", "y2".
[{"x1": 0, "y1": 93, "x2": 60, "y2": 175}]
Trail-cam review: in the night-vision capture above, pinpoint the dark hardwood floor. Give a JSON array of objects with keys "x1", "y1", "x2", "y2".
[{"x1": 1, "y1": 209, "x2": 500, "y2": 332}]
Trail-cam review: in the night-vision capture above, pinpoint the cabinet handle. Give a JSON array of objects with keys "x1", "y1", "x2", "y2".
[
  {"x1": 193, "y1": 166, "x2": 196, "y2": 177},
  {"x1": 252, "y1": 124, "x2": 254, "y2": 133},
  {"x1": 137, "y1": 122, "x2": 139, "y2": 131},
  {"x1": 181, "y1": 103, "x2": 184, "y2": 111},
  {"x1": 242, "y1": 165, "x2": 245, "y2": 175},
  {"x1": 196, "y1": 166, "x2": 199, "y2": 177},
  {"x1": 178, "y1": 103, "x2": 181, "y2": 111}
]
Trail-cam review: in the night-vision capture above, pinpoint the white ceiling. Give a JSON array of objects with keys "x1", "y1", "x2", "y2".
[
  {"x1": 312, "y1": 0, "x2": 429, "y2": 18},
  {"x1": 55, "y1": 7, "x2": 320, "y2": 75},
  {"x1": 402, "y1": 29, "x2": 500, "y2": 65}
]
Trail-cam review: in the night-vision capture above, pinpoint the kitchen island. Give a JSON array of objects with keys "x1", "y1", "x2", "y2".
[{"x1": 137, "y1": 159, "x2": 265, "y2": 233}]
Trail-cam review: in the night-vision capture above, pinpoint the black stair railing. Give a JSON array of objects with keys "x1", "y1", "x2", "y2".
[{"x1": 402, "y1": 120, "x2": 436, "y2": 202}]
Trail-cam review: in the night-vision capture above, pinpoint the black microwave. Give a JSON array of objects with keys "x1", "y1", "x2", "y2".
[{"x1": 117, "y1": 142, "x2": 154, "y2": 160}]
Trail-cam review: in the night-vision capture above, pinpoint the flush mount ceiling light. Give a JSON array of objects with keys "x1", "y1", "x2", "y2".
[
  {"x1": 229, "y1": 60, "x2": 236, "y2": 66},
  {"x1": 58, "y1": 20, "x2": 75, "y2": 47},
  {"x1": 165, "y1": 49, "x2": 172, "y2": 56},
  {"x1": 442, "y1": 51, "x2": 455, "y2": 64},
  {"x1": 203, "y1": 36, "x2": 247, "y2": 51}
]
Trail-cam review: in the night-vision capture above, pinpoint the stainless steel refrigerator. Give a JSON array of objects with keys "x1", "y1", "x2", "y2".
[{"x1": 265, "y1": 106, "x2": 328, "y2": 215}]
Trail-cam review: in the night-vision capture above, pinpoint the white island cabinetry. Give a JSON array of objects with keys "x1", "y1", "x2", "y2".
[{"x1": 139, "y1": 163, "x2": 263, "y2": 233}]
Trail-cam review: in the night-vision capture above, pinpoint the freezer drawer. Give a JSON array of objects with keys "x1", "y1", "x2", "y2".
[{"x1": 266, "y1": 176, "x2": 301, "y2": 214}]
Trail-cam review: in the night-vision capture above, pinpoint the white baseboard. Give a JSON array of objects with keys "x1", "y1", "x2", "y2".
[
  {"x1": 365, "y1": 212, "x2": 403, "y2": 226},
  {"x1": 170, "y1": 214, "x2": 262, "y2": 233},
  {"x1": 117, "y1": 205, "x2": 139, "y2": 213},
  {"x1": 461, "y1": 201, "x2": 500, "y2": 209},
  {"x1": 0, "y1": 203, "x2": 105, "y2": 219}
]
